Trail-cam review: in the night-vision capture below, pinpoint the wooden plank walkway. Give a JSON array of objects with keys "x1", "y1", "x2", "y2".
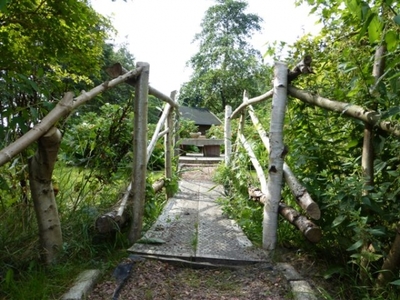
[{"x1": 128, "y1": 165, "x2": 268, "y2": 265}]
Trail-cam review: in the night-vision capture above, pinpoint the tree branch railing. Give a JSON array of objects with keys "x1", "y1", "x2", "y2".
[
  {"x1": 0, "y1": 61, "x2": 181, "y2": 262},
  {"x1": 226, "y1": 55, "x2": 400, "y2": 251}
]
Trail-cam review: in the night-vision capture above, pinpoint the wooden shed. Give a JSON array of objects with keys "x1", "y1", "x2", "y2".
[{"x1": 179, "y1": 106, "x2": 222, "y2": 135}]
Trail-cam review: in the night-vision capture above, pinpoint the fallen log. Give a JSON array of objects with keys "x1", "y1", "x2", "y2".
[
  {"x1": 96, "y1": 179, "x2": 165, "y2": 233},
  {"x1": 248, "y1": 186, "x2": 321, "y2": 243}
]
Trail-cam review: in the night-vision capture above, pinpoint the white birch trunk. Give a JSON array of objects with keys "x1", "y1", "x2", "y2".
[
  {"x1": 224, "y1": 105, "x2": 232, "y2": 166},
  {"x1": 264, "y1": 62, "x2": 288, "y2": 250}
]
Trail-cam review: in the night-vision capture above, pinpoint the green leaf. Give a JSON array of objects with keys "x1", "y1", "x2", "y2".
[
  {"x1": 385, "y1": 30, "x2": 398, "y2": 52},
  {"x1": 345, "y1": 0, "x2": 361, "y2": 19},
  {"x1": 347, "y1": 139, "x2": 359, "y2": 149},
  {"x1": 390, "y1": 279, "x2": 400, "y2": 285},
  {"x1": 381, "y1": 106, "x2": 400, "y2": 119},
  {"x1": 332, "y1": 215, "x2": 346, "y2": 227},
  {"x1": 367, "y1": 228, "x2": 385, "y2": 236},
  {"x1": 0, "y1": 0, "x2": 9, "y2": 11},
  {"x1": 368, "y1": 13, "x2": 382, "y2": 43},
  {"x1": 323, "y1": 266, "x2": 344, "y2": 279},
  {"x1": 347, "y1": 240, "x2": 364, "y2": 251}
]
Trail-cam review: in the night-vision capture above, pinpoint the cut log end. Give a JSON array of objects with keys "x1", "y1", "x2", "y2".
[
  {"x1": 304, "y1": 226, "x2": 322, "y2": 243},
  {"x1": 306, "y1": 202, "x2": 321, "y2": 220},
  {"x1": 95, "y1": 215, "x2": 121, "y2": 234}
]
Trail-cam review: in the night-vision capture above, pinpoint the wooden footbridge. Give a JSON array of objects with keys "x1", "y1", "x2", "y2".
[{"x1": 129, "y1": 164, "x2": 268, "y2": 265}]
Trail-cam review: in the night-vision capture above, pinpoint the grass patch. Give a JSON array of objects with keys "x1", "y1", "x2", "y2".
[{"x1": 0, "y1": 163, "x2": 171, "y2": 299}]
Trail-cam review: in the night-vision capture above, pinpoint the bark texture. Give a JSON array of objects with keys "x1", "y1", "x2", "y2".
[
  {"x1": 95, "y1": 178, "x2": 164, "y2": 234},
  {"x1": 288, "y1": 86, "x2": 400, "y2": 137},
  {"x1": 283, "y1": 164, "x2": 320, "y2": 220},
  {"x1": 28, "y1": 127, "x2": 62, "y2": 264},
  {"x1": 264, "y1": 62, "x2": 288, "y2": 250},
  {"x1": 377, "y1": 225, "x2": 400, "y2": 286},
  {"x1": 248, "y1": 186, "x2": 321, "y2": 243}
]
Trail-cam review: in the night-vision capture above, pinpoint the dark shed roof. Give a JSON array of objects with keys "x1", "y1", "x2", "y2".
[{"x1": 179, "y1": 106, "x2": 222, "y2": 126}]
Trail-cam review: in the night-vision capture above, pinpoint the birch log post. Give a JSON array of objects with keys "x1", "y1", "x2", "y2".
[
  {"x1": 29, "y1": 127, "x2": 63, "y2": 264},
  {"x1": 97, "y1": 99, "x2": 174, "y2": 234},
  {"x1": 247, "y1": 104, "x2": 320, "y2": 220},
  {"x1": 128, "y1": 62, "x2": 149, "y2": 243},
  {"x1": 377, "y1": 224, "x2": 400, "y2": 286},
  {"x1": 165, "y1": 91, "x2": 177, "y2": 198},
  {"x1": 264, "y1": 62, "x2": 288, "y2": 250},
  {"x1": 224, "y1": 105, "x2": 232, "y2": 166}
]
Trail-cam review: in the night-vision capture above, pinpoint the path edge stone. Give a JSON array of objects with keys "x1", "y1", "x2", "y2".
[
  {"x1": 61, "y1": 269, "x2": 102, "y2": 300},
  {"x1": 276, "y1": 262, "x2": 319, "y2": 300}
]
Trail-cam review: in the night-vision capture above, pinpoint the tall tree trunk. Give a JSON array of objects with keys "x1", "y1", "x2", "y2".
[{"x1": 29, "y1": 127, "x2": 62, "y2": 264}]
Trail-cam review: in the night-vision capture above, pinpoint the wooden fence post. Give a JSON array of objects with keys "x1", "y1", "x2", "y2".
[
  {"x1": 128, "y1": 62, "x2": 149, "y2": 243},
  {"x1": 224, "y1": 105, "x2": 232, "y2": 166},
  {"x1": 263, "y1": 62, "x2": 288, "y2": 250},
  {"x1": 165, "y1": 91, "x2": 177, "y2": 198}
]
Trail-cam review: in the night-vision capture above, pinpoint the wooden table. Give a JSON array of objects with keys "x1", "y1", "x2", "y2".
[{"x1": 180, "y1": 138, "x2": 224, "y2": 157}]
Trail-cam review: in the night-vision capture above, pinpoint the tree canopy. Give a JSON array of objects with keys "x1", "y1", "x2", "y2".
[
  {"x1": 0, "y1": 0, "x2": 112, "y2": 146},
  {"x1": 179, "y1": 0, "x2": 270, "y2": 113}
]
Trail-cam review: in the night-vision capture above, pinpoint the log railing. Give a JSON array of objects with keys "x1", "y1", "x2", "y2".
[
  {"x1": 0, "y1": 61, "x2": 180, "y2": 262},
  {"x1": 225, "y1": 60, "x2": 322, "y2": 250}
]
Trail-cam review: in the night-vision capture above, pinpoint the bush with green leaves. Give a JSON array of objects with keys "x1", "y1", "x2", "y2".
[
  {"x1": 61, "y1": 102, "x2": 134, "y2": 180},
  {"x1": 179, "y1": 118, "x2": 199, "y2": 138}
]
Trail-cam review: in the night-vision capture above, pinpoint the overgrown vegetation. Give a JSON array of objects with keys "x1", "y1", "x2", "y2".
[
  {"x1": 2, "y1": 0, "x2": 400, "y2": 299},
  {"x1": 212, "y1": 0, "x2": 400, "y2": 298},
  {"x1": 0, "y1": 1, "x2": 174, "y2": 298}
]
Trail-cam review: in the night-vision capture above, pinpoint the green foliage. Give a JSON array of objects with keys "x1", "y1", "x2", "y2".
[
  {"x1": 214, "y1": 150, "x2": 264, "y2": 245},
  {"x1": 0, "y1": 162, "x2": 171, "y2": 299},
  {"x1": 206, "y1": 124, "x2": 224, "y2": 139},
  {"x1": 61, "y1": 102, "x2": 135, "y2": 180},
  {"x1": 260, "y1": 0, "x2": 400, "y2": 296},
  {"x1": 179, "y1": 118, "x2": 199, "y2": 138},
  {"x1": 0, "y1": 0, "x2": 110, "y2": 81},
  {"x1": 179, "y1": 0, "x2": 270, "y2": 112},
  {"x1": 147, "y1": 123, "x2": 166, "y2": 171}
]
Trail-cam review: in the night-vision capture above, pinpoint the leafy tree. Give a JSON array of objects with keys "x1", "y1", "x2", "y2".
[
  {"x1": 179, "y1": 0, "x2": 269, "y2": 113},
  {"x1": 0, "y1": 0, "x2": 112, "y2": 146}
]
